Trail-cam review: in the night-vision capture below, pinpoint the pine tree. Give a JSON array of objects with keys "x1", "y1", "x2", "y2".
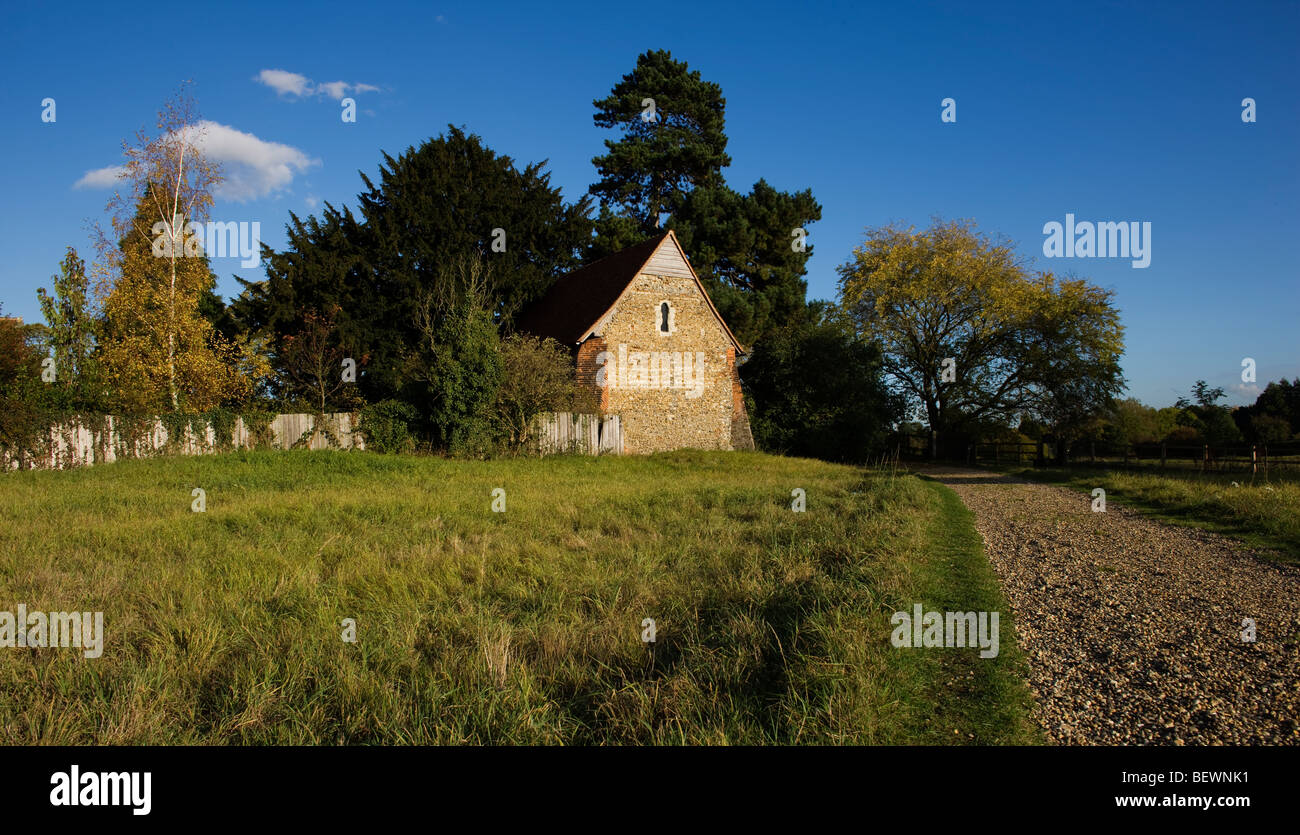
[
  {"x1": 36, "y1": 246, "x2": 100, "y2": 407},
  {"x1": 590, "y1": 49, "x2": 730, "y2": 232},
  {"x1": 589, "y1": 51, "x2": 821, "y2": 345}
]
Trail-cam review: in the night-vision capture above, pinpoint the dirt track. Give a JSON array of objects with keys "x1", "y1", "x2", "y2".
[{"x1": 916, "y1": 465, "x2": 1300, "y2": 745}]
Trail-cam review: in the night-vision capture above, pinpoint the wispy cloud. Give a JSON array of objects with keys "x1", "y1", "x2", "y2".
[
  {"x1": 255, "y1": 69, "x2": 313, "y2": 97},
  {"x1": 255, "y1": 69, "x2": 381, "y2": 100},
  {"x1": 73, "y1": 121, "x2": 319, "y2": 203},
  {"x1": 73, "y1": 165, "x2": 127, "y2": 189}
]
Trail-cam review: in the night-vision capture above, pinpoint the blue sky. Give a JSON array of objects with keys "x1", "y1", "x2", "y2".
[{"x1": 2, "y1": 0, "x2": 1296, "y2": 407}]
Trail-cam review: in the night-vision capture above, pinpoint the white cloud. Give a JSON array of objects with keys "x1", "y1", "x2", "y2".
[
  {"x1": 72, "y1": 122, "x2": 319, "y2": 203},
  {"x1": 74, "y1": 165, "x2": 127, "y2": 189},
  {"x1": 1231, "y1": 383, "x2": 1261, "y2": 400},
  {"x1": 189, "y1": 121, "x2": 319, "y2": 202},
  {"x1": 255, "y1": 69, "x2": 313, "y2": 97},
  {"x1": 316, "y1": 81, "x2": 348, "y2": 100},
  {"x1": 255, "y1": 69, "x2": 381, "y2": 101}
]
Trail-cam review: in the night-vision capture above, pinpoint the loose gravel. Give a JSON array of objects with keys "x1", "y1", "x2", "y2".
[{"x1": 916, "y1": 465, "x2": 1300, "y2": 745}]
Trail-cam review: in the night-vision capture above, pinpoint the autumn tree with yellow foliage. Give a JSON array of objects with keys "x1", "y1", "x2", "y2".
[
  {"x1": 837, "y1": 219, "x2": 1124, "y2": 458},
  {"x1": 93, "y1": 86, "x2": 260, "y2": 413}
]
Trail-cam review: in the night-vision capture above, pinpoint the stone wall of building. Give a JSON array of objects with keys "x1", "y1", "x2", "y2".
[{"x1": 590, "y1": 272, "x2": 738, "y2": 454}]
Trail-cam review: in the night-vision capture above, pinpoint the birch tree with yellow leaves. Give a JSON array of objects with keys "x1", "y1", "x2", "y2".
[{"x1": 93, "y1": 86, "x2": 256, "y2": 413}]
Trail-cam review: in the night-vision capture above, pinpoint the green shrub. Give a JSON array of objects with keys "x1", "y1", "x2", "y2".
[
  {"x1": 359, "y1": 399, "x2": 418, "y2": 454},
  {"x1": 743, "y1": 303, "x2": 900, "y2": 462},
  {"x1": 493, "y1": 334, "x2": 577, "y2": 452}
]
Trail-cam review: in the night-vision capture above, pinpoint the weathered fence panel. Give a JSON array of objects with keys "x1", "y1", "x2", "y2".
[
  {"x1": 2, "y1": 413, "x2": 363, "y2": 472},
  {"x1": 533, "y1": 413, "x2": 622, "y2": 456},
  {"x1": 597, "y1": 415, "x2": 623, "y2": 455},
  {"x1": 6, "y1": 411, "x2": 625, "y2": 470}
]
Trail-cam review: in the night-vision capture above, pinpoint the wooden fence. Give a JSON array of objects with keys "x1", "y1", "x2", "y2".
[
  {"x1": 5, "y1": 411, "x2": 623, "y2": 470},
  {"x1": 532, "y1": 413, "x2": 623, "y2": 456},
  {"x1": 2, "y1": 413, "x2": 363, "y2": 471},
  {"x1": 968, "y1": 440, "x2": 1300, "y2": 474}
]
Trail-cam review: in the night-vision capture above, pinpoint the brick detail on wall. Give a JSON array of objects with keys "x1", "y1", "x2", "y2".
[{"x1": 574, "y1": 336, "x2": 608, "y2": 413}]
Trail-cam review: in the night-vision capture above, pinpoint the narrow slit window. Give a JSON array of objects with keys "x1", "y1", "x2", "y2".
[{"x1": 660, "y1": 302, "x2": 671, "y2": 332}]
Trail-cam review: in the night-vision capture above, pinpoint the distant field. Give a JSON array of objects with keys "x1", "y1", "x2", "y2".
[
  {"x1": 996, "y1": 465, "x2": 1300, "y2": 564},
  {"x1": 0, "y1": 450, "x2": 1036, "y2": 745}
]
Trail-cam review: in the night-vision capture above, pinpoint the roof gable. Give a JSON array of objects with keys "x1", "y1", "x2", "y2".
[{"x1": 516, "y1": 230, "x2": 744, "y2": 353}]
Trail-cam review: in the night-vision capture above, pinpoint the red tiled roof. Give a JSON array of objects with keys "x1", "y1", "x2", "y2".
[{"x1": 515, "y1": 232, "x2": 671, "y2": 345}]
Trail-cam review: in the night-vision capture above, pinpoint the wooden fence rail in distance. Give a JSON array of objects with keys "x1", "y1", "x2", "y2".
[
  {"x1": 2, "y1": 413, "x2": 363, "y2": 472},
  {"x1": 6, "y1": 411, "x2": 625, "y2": 471},
  {"x1": 967, "y1": 440, "x2": 1300, "y2": 474}
]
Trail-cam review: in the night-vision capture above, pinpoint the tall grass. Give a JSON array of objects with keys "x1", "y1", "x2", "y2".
[{"x1": 0, "y1": 450, "x2": 1037, "y2": 744}]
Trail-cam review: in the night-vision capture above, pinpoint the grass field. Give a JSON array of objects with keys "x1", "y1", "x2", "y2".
[
  {"x1": 997, "y1": 465, "x2": 1300, "y2": 564},
  {"x1": 0, "y1": 450, "x2": 1038, "y2": 745}
]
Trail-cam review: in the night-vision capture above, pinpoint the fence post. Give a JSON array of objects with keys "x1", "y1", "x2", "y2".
[
  {"x1": 1202, "y1": 444, "x2": 1209, "y2": 472},
  {"x1": 1252, "y1": 444, "x2": 1257, "y2": 476}
]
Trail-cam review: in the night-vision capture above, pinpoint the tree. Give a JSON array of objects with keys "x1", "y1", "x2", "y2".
[
  {"x1": 589, "y1": 51, "x2": 821, "y2": 345},
  {"x1": 742, "y1": 301, "x2": 900, "y2": 461},
  {"x1": 670, "y1": 179, "x2": 822, "y2": 346},
  {"x1": 96, "y1": 195, "x2": 251, "y2": 413},
  {"x1": 1175, "y1": 381, "x2": 1243, "y2": 447},
  {"x1": 401, "y1": 255, "x2": 504, "y2": 454},
  {"x1": 493, "y1": 334, "x2": 578, "y2": 452},
  {"x1": 237, "y1": 126, "x2": 592, "y2": 405},
  {"x1": 0, "y1": 308, "x2": 51, "y2": 465},
  {"x1": 585, "y1": 207, "x2": 647, "y2": 262},
  {"x1": 279, "y1": 304, "x2": 362, "y2": 413},
  {"x1": 36, "y1": 246, "x2": 100, "y2": 408},
  {"x1": 838, "y1": 219, "x2": 1125, "y2": 458},
  {"x1": 1237, "y1": 378, "x2": 1299, "y2": 441},
  {"x1": 590, "y1": 49, "x2": 730, "y2": 232},
  {"x1": 198, "y1": 288, "x2": 241, "y2": 343},
  {"x1": 1250, "y1": 413, "x2": 1291, "y2": 444},
  {"x1": 359, "y1": 125, "x2": 593, "y2": 331},
  {"x1": 96, "y1": 84, "x2": 223, "y2": 411},
  {"x1": 233, "y1": 203, "x2": 380, "y2": 397},
  {"x1": 1101, "y1": 398, "x2": 1178, "y2": 447},
  {"x1": 1020, "y1": 273, "x2": 1126, "y2": 461}
]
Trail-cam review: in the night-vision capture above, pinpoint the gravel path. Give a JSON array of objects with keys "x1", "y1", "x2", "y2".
[{"x1": 916, "y1": 465, "x2": 1300, "y2": 745}]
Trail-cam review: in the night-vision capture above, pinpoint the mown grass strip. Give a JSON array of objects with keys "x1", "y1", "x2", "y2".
[{"x1": 897, "y1": 476, "x2": 1042, "y2": 745}]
